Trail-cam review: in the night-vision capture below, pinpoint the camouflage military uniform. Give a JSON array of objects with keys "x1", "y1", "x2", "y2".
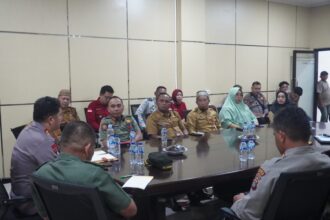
[
  {"x1": 186, "y1": 107, "x2": 220, "y2": 133},
  {"x1": 146, "y1": 110, "x2": 186, "y2": 138},
  {"x1": 99, "y1": 115, "x2": 140, "y2": 142}
]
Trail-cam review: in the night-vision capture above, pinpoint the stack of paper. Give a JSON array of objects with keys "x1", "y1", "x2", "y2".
[
  {"x1": 91, "y1": 150, "x2": 117, "y2": 163},
  {"x1": 122, "y1": 176, "x2": 153, "y2": 190}
]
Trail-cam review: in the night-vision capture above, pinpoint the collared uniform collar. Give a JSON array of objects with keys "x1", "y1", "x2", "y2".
[{"x1": 283, "y1": 145, "x2": 314, "y2": 158}]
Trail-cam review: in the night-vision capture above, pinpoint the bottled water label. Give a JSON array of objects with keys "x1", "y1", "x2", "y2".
[
  {"x1": 239, "y1": 141, "x2": 248, "y2": 162},
  {"x1": 161, "y1": 128, "x2": 168, "y2": 147}
]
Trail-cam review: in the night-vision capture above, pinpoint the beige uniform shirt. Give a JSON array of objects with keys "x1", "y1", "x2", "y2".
[
  {"x1": 317, "y1": 80, "x2": 330, "y2": 106},
  {"x1": 146, "y1": 110, "x2": 186, "y2": 138},
  {"x1": 186, "y1": 107, "x2": 220, "y2": 133}
]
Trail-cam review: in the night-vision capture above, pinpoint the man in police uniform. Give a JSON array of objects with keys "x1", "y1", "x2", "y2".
[
  {"x1": 243, "y1": 81, "x2": 269, "y2": 124},
  {"x1": 135, "y1": 86, "x2": 167, "y2": 130},
  {"x1": 147, "y1": 93, "x2": 188, "y2": 139},
  {"x1": 10, "y1": 96, "x2": 61, "y2": 216},
  {"x1": 86, "y1": 85, "x2": 114, "y2": 132},
  {"x1": 186, "y1": 90, "x2": 220, "y2": 134},
  {"x1": 32, "y1": 121, "x2": 137, "y2": 219},
  {"x1": 230, "y1": 106, "x2": 330, "y2": 220},
  {"x1": 53, "y1": 89, "x2": 80, "y2": 139},
  {"x1": 99, "y1": 96, "x2": 142, "y2": 147}
]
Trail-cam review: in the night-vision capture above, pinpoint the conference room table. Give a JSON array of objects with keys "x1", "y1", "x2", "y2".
[{"x1": 107, "y1": 122, "x2": 330, "y2": 220}]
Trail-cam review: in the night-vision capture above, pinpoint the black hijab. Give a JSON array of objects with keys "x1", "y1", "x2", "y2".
[{"x1": 271, "y1": 91, "x2": 290, "y2": 114}]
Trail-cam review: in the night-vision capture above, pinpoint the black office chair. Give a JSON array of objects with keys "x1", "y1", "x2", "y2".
[
  {"x1": 183, "y1": 109, "x2": 191, "y2": 121},
  {"x1": 130, "y1": 104, "x2": 140, "y2": 116},
  {"x1": 0, "y1": 178, "x2": 33, "y2": 220},
  {"x1": 10, "y1": 125, "x2": 26, "y2": 139},
  {"x1": 30, "y1": 174, "x2": 122, "y2": 220},
  {"x1": 219, "y1": 167, "x2": 330, "y2": 220}
]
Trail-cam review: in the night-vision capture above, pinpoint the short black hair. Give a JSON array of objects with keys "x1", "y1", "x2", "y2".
[
  {"x1": 108, "y1": 96, "x2": 123, "y2": 103},
  {"x1": 320, "y1": 71, "x2": 328, "y2": 76},
  {"x1": 252, "y1": 81, "x2": 261, "y2": 86},
  {"x1": 99, "y1": 85, "x2": 114, "y2": 95},
  {"x1": 33, "y1": 96, "x2": 60, "y2": 123},
  {"x1": 273, "y1": 106, "x2": 311, "y2": 142},
  {"x1": 279, "y1": 81, "x2": 289, "y2": 87},
  {"x1": 156, "y1": 92, "x2": 171, "y2": 101},
  {"x1": 60, "y1": 121, "x2": 96, "y2": 149},
  {"x1": 155, "y1": 86, "x2": 166, "y2": 93},
  {"x1": 293, "y1": 87, "x2": 303, "y2": 96}
]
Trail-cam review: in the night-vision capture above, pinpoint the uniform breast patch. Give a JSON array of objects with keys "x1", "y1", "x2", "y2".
[{"x1": 251, "y1": 167, "x2": 266, "y2": 191}]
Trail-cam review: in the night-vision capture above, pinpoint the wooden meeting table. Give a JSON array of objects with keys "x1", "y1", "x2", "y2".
[{"x1": 107, "y1": 123, "x2": 330, "y2": 220}]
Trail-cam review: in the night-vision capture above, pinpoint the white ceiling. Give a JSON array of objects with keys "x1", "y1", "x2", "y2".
[{"x1": 268, "y1": 0, "x2": 330, "y2": 7}]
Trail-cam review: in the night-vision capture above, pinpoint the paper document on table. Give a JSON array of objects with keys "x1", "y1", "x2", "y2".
[
  {"x1": 122, "y1": 176, "x2": 153, "y2": 190},
  {"x1": 91, "y1": 150, "x2": 117, "y2": 163}
]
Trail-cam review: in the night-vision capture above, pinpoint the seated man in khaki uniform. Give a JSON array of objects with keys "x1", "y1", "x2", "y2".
[
  {"x1": 99, "y1": 96, "x2": 142, "y2": 147},
  {"x1": 32, "y1": 121, "x2": 137, "y2": 219},
  {"x1": 186, "y1": 90, "x2": 220, "y2": 134},
  {"x1": 146, "y1": 93, "x2": 188, "y2": 139},
  {"x1": 52, "y1": 89, "x2": 80, "y2": 140}
]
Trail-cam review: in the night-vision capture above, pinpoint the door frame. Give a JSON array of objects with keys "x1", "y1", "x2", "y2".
[{"x1": 292, "y1": 50, "x2": 316, "y2": 120}]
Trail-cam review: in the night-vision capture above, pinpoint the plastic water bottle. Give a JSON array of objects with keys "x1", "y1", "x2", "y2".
[
  {"x1": 112, "y1": 135, "x2": 121, "y2": 156},
  {"x1": 130, "y1": 129, "x2": 136, "y2": 143},
  {"x1": 242, "y1": 122, "x2": 248, "y2": 138},
  {"x1": 239, "y1": 140, "x2": 248, "y2": 162},
  {"x1": 247, "y1": 139, "x2": 256, "y2": 160},
  {"x1": 161, "y1": 127, "x2": 168, "y2": 147},
  {"x1": 250, "y1": 121, "x2": 256, "y2": 137},
  {"x1": 107, "y1": 124, "x2": 115, "y2": 154},
  {"x1": 136, "y1": 142, "x2": 144, "y2": 165},
  {"x1": 129, "y1": 142, "x2": 136, "y2": 165}
]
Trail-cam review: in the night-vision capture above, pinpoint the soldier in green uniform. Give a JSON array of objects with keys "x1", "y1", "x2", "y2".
[
  {"x1": 186, "y1": 90, "x2": 220, "y2": 134},
  {"x1": 147, "y1": 93, "x2": 188, "y2": 139},
  {"x1": 32, "y1": 121, "x2": 137, "y2": 219},
  {"x1": 99, "y1": 96, "x2": 142, "y2": 147}
]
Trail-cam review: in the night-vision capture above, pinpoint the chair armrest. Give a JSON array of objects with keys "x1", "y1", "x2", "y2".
[{"x1": 219, "y1": 207, "x2": 241, "y2": 220}]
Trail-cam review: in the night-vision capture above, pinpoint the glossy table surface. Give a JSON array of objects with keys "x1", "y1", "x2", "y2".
[{"x1": 106, "y1": 123, "x2": 330, "y2": 220}]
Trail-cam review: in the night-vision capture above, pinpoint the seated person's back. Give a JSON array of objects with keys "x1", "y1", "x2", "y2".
[
  {"x1": 32, "y1": 121, "x2": 137, "y2": 219},
  {"x1": 10, "y1": 96, "x2": 61, "y2": 215},
  {"x1": 186, "y1": 90, "x2": 220, "y2": 133},
  {"x1": 230, "y1": 106, "x2": 330, "y2": 220}
]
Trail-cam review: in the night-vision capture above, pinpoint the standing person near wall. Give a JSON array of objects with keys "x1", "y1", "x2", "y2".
[
  {"x1": 86, "y1": 85, "x2": 114, "y2": 132},
  {"x1": 317, "y1": 71, "x2": 330, "y2": 122}
]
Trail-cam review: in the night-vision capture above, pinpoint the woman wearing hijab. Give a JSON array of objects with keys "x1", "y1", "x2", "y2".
[
  {"x1": 270, "y1": 91, "x2": 291, "y2": 114},
  {"x1": 219, "y1": 87, "x2": 258, "y2": 129},
  {"x1": 170, "y1": 89, "x2": 187, "y2": 119}
]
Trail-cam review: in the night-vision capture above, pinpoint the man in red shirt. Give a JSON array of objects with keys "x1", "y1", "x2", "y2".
[{"x1": 86, "y1": 85, "x2": 114, "y2": 132}]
